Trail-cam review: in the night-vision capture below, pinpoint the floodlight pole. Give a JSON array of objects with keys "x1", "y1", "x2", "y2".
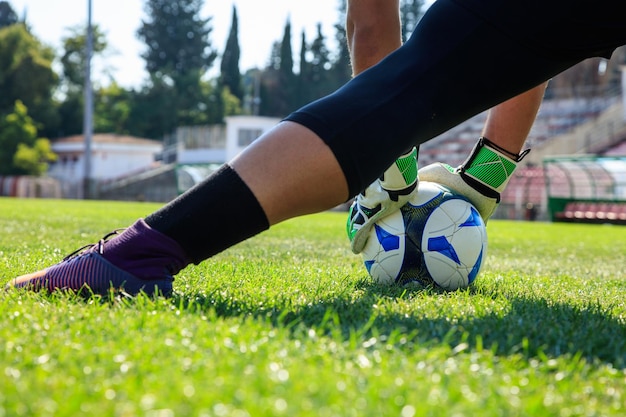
[{"x1": 83, "y1": 0, "x2": 94, "y2": 199}]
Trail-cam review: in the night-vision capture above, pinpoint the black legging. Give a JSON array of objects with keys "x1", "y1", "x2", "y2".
[{"x1": 285, "y1": 0, "x2": 620, "y2": 198}]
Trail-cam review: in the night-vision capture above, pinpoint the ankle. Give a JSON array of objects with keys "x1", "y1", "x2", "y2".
[{"x1": 102, "y1": 219, "x2": 191, "y2": 280}]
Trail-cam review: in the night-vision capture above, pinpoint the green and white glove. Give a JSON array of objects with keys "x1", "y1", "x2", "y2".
[
  {"x1": 347, "y1": 147, "x2": 418, "y2": 254},
  {"x1": 419, "y1": 137, "x2": 529, "y2": 221}
]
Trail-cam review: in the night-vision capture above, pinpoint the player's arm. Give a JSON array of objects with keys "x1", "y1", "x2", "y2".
[
  {"x1": 419, "y1": 82, "x2": 548, "y2": 220},
  {"x1": 346, "y1": 0, "x2": 402, "y2": 76},
  {"x1": 345, "y1": 0, "x2": 419, "y2": 254}
]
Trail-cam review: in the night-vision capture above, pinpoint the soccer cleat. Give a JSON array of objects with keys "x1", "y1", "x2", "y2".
[
  {"x1": 8, "y1": 250, "x2": 173, "y2": 297},
  {"x1": 347, "y1": 147, "x2": 418, "y2": 254},
  {"x1": 419, "y1": 137, "x2": 529, "y2": 221},
  {"x1": 7, "y1": 219, "x2": 190, "y2": 297}
]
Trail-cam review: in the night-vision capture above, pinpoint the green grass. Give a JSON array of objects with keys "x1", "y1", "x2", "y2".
[{"x1": 1, "y1": 197, "x2": 625, "y2": 417}]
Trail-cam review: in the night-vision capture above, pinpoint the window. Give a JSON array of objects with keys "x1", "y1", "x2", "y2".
[{"x1": 237, "y1": 128, "x2": 263, "y2": 147}]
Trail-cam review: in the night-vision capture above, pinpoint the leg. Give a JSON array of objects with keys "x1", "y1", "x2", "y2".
[
  {"x1": 230, "y1": 122, "x2": 348, "y2": 225},
  {"x1": 8, "y1": 123, "x2": 348, "y2": 296}
]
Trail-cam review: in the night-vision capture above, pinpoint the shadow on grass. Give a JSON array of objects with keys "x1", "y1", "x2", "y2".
[{"x1": 171, "y1": 281, "x2": 626, "y2": 370}]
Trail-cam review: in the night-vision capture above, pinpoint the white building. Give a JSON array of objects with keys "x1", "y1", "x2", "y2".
[
  {"x1": 172, "y1": 115, "x2": 280, "y2": 165},
  {"x1": 224, "y1": 115, "x2": 280, "y2": 162},
  {"x1": 48, "y1": 133, "x2": 163, "y2": 198},
  {"x1": 172, "y1": 116, "x2": 281, "y2": 193},
  {"x1": 47, "y1": 117, "x2": 282, "y2": 199}
]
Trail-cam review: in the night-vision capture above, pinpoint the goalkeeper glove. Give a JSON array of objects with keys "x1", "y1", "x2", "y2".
[
  {"x1": 419, "y1": 137, "x2": 529, "y2": 221},
  {"x1": 347, "y1": 147, "x2": 418, "y2": 254}
]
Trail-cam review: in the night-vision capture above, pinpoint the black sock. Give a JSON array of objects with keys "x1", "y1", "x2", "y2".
[{"x1": 145, "y1": 164, "x2": 269, "y2": 264}]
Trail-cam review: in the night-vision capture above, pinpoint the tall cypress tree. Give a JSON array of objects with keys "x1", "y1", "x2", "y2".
[
  {"x1": 220, "y1": 6, "x2": 243, "y2": 101},
  {"x1": 329, "y1": 0, "x2": 351, "y2": 87},
  {"x1": 307, "y1": 23, "x2": 332, "y2": 100},
  {"x1": 260, "y1": 19, "x2": 297, "y2": 117},
  {"x1": 295, "y1": 30, "x2": 311, "y2": 107},
  {"x1": 279, "y1": 19, "x2": 298, "y2": 114}
]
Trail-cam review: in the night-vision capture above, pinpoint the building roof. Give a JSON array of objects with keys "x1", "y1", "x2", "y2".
[{"x1": 53, "y1": 133, "x2": 161, "y2": 146}]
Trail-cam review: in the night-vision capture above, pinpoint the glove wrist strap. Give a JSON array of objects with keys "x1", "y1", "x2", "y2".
[{"x1": 459, "y1": 137, "x2": 529, "y2": 194}]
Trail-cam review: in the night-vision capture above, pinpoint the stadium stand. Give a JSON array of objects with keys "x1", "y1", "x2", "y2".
[
  {"x1": 419, "y1": 96, "x2": 619, "y2": 169},
  {"x1": 419, "y1": 93, "x2": 626, "y2": 221},
  {"x1": 556, "y1": 201, "x2": 626, "y2": 224}
]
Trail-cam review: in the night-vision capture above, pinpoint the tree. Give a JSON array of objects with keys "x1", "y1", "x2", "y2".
[
  {"x1": 295, "y1": 30, "x2": 311, "y2": 108},
  {"x1": 258, "y1": 42, "x2": 280, "y2": 116},
  {"x1": 137, "y1": 0, "x2": 218, "y2": 135},
  {"x1": 59, "y1": 25, "x2": 108, "y2": 93},
  {"x1": 259, "y1": 20, "x2": 297, "y2": 117},
  {"x1": 278, "y1": 18, "x2": 297, "y2": 112},
  {"x1": 0, "y1": 100, "x2": 56, "y2": 176},
  {"x1": 0, "y1": 24, "x2": 58, "y2": 138},
  {"x1": 57, "y1": 24, "x2": 109, "y2": 136},
  {"x1": 329, "y1": 0, "x2": 352, "y2": 88},
  {"x1": 0, "y1": 1, "x2": 18, "y2": 29},
  {"x1": 13, "y1": 138, "x2": 56, "y2": 176},
  {"x1": 127, "y1": 76, "x2": 179, "y2": 139},
  {"x1": 138, "y1": 0, "x2": 216, "y2": 78},
  {"x1": 241, "y1": 68, "x2": 262, "y2": 115},
  {"x1": 400, "y1": 0, "x2": 425, "y2": 42},
  {"x1": 307, "y1": 23, "x2": 333, "y2": 100},
  {"x1": 220, "y1": 6, "x2": 243, "y2": 102},
  {"x1": 94, "y1": 82, "x2": 132, "y2": 134}
]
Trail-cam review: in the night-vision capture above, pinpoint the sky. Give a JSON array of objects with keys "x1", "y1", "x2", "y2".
[{"x1": 9, "y1": 0, "x2": 342, "y2": 88}]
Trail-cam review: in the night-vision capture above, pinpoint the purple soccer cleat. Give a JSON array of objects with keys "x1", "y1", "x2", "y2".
[
  {"x1": 7, "y1": 220, "x2": 190, "y2": 297},
  {"x1": 9, "y1": 251, "x2": 173, "y2": 296}
]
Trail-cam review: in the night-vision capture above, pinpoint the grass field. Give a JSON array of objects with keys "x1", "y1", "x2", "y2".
[{"x1": 1, "y1": 197, "x2": 625, "y2": 417}]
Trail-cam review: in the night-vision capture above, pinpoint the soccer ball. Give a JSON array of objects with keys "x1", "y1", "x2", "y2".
[{"x1": 360, "y1": 181, "x2": 487, "y2": 290}]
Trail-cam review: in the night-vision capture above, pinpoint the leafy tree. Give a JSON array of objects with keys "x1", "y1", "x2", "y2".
[
  {"x1": 137, "y1": 0, "x2": 218, "y2": 136},
  {"x1": 127, "y1": 76, "x2": 178, "y2": 139},
  {"x1": 59, "y1": 25, "x2": 108, "y2": 93},
  {"x1": 0, "y1": 0, "x2": 18, "y2": 29},
  {"x1": 221, "y1": 86, "x2": 241, "y2": 118},
  {"x1": 138, "y1": 0, "x2": 217, "y2": 78},
  {"x1": 220, "y1": 6, "x2": 243, "y2": 102},
  {"x1": 94, "y1": 82, "x2": 132, "y2": 134},
  {"x1": 241, "y1": 68, "x2": 262, "y2": 115},
  {"x1": 14, "y1": 138, "x2": 56, "y2": 175},
  {"x1": 57, "y1": 25, "x2": 109, "y2": 136},
  {"x1": 0, "y1": 24, "x2": 58, "y2": 137},
  {"x1": 0, "y1": 100, "x2": 56, "y2": 176},
  {"x1": 57, "y1": 93, "x2": 83, "y2": 137},
  {"x1": 204, "y1": 78, "x2": 231, "y2": 123}
]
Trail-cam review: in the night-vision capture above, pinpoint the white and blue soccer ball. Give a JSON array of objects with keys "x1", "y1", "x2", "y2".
[{"x1": 360, "y1": 181, "x2": 487, "y2": 291}]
